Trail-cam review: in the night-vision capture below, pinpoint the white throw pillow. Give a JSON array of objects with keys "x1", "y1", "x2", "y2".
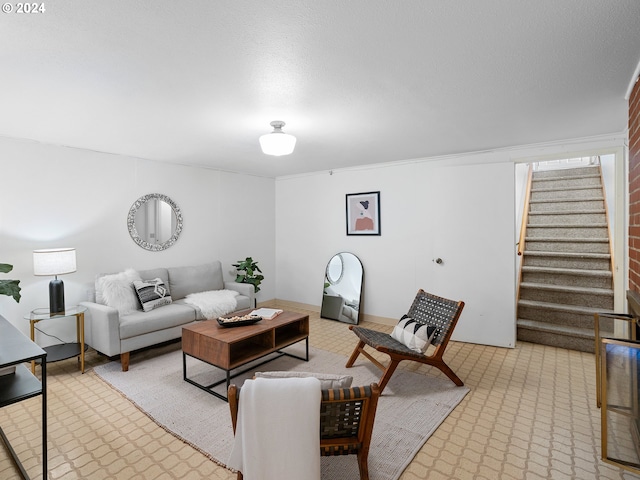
[
  {"x1": 96, "y1": 268, "x2": 142, "y2": 314},
  {"x1": 391, "y1": 314, "x2": 437, "y2": 353},
  {"x1": 254, "y1": 371, "x2": 353, "y2": 389}
]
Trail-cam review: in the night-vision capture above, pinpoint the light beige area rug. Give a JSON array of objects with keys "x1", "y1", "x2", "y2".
[{"x1": 94, "y1": 343, "x2": 469, "y2": 480}]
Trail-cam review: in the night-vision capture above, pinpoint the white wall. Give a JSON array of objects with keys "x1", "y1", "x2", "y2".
[
  {"x1": 276, "y1": 158, "x2": 516, "y2": 347},
  {"x1": 0, "y1": 137, "x2": 275, "y2": 342},
  {"x1": 275, "y1": 133, "x2": 627, "y2": 349}
]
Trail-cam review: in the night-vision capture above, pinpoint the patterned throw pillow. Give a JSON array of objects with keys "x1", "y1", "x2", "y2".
[
  {"x1": 133, "y1": 278, "x2": 173, "y2": 312},
  {"x1": 390, "y1": 314, "x2": 437, "y2": 353}
]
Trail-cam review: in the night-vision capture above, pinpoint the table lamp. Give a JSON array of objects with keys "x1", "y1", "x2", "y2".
[{"x1": 33, "y1": 248, "x2": 76, "y2": 315}]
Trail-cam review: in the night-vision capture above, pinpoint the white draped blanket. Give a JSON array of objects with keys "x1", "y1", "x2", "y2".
[
  {"x1": 183, "y1": 289, "x2": 239, "y2": 319},
  {"x1": 227, "y1": 377, "x2": 322, "y2": 480}
]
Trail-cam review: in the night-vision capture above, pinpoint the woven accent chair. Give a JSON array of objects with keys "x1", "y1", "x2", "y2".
[
  {"x1": 346, "y1": 289, "x2": 465, "y2": 393},
  {"x1": 228, "y1": 382, "x2": 381, "y2": 480}
]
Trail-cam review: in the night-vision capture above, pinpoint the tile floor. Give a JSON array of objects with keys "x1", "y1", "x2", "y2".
[{"x1": 1, "y1": 304, "x2": 639, "y2": 479}]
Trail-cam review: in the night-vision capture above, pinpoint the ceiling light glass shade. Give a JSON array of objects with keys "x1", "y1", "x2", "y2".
[
  {"x1": 33, "y1": 248, "x2": 77, "y2": 276},
  {"x1": 259, "y1": 121, "x2": 296, "y2": 156}
]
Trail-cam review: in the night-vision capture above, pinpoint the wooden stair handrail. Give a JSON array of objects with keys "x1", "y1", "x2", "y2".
[
  {"x1": 516, "y1": 164, "x2": 533, "y2": 318},
  {"x1": 517, "y1": 164, "x2": 534, "y2": 256}
]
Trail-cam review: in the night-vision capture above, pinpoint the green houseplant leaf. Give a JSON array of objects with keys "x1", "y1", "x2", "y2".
[
  {"x1": 232, "y1": 257, "x2": 264, "y2": 293},
  {"x1": 0, "y1": 263, "x2": 21, "y2": 303}
]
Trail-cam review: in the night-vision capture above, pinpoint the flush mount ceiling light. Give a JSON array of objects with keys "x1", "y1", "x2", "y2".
[{"x1": 259, "y1": 120, "x2": 296, "y2": 156}]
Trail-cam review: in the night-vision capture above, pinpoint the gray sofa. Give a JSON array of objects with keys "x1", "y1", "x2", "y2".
[{"x1": 80, "y1": 261, "x2": 254, "y2": 371}]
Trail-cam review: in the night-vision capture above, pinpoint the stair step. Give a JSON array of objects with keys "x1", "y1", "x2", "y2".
[
  {"x1": 517, "y1": 299, "x2": 607, "y2": 328},
  {"x1": 532, "y1": 173, "x2": 600, "y2": 181},
  {"x1": 525, "y1": 237, "x2": 608, "y2": 243},
  {"x1": 517, "y1": 319, "x2": 594, "y2": 338},
  {"x1": 529, "y1": 199, "x2": 605, "y2": 213},
  {"x1": 527, "y1": 223, "x2": 607, "y2": 228},
  {"x1": 532, "y1": 176, "x2": 601, "y2": 189},
  {"x1": 528, "y1": 209, "x2": 605, "y2": 216},
  {"x1": 530, "y1": 188, "x2": 604, "y2": 201},
  {"x1": 519, "y1": 283, "x2": 613, "y2": 309},
  {"x1": 516, "y1": 320, "x2": 596, "y2": 353},
  {"x1": 521, "y1": 266, "x2": 612, "y2": 277},
  {"x1": 524, "y1": 238, "x2": 609, "y2": 254},
  {"x1": 522, "y1": 251, "x2": 611, "y2": 270},
  {"x1": 519, "y1": 282, "x2": 612, "y2": 296},
  {"x1": 531, "y1": 185, "x2": 602, "y2": 193},
  {"x1": 526, "y1": 226, "x2": 608, "y2": 240},
  {"x1": 525, "y1": 244, "x2": 609, "y2": 254},
  {"x1": 527, "y1": 212, "x2": 606, "y2": 225},
  {"x1": 524, "y1": 251, "x2": 610, "y2": 259},
  {"x1": 533, "y1": 172, "x2": 600, "y2": 180},
  {"x1": 518, "y1": 299, "x2": 613, "y2": 315},
  {"x1": 521, "y1": 267, "x2": 612, "y2": 289},
  {"x1": 532, "y1": 166, "x2": 600, "y2": 179},
  {"x1": 529, "y1": 200, "x2": 605, "y2": 213},
  {"x1": 530, "y1": 196, "x2": 604, "y2": 203},
  {"x1": 526, "y1": 225, "x2": 608, "y2": 240}
]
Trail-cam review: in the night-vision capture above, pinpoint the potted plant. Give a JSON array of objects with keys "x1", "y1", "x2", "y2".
[
  {"x1": 0, "y1": 263, "x2": 21, "y2": 302},
  {"x1": 232, "y1": 257, "x2": 264, "y2": 293}
]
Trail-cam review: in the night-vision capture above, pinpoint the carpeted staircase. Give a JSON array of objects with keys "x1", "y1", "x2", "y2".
[{"x1": 517, "y1": 164, "x2": 614, "y2": 352}]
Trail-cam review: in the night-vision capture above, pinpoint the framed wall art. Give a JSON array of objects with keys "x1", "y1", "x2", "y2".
[{"x1": 346, "y1": 191, "x2": 381, "y2": 236}]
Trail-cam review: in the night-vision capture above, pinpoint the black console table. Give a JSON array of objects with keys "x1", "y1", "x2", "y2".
[{"x1": 0, "y1": 315, "x2": 47, "y2": 479}]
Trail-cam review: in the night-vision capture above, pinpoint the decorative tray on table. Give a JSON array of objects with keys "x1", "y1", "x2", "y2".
[{"x1": 217, "y1": 314, "x2": 262, "y2": 328}]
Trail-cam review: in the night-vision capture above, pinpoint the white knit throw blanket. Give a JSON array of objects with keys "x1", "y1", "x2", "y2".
[
  {"x1": 183, "y1": 290, "x2": 239, "y2": 319},
  {"x1": 227, "y1": 377, "x2": 321, "y2": 480}
]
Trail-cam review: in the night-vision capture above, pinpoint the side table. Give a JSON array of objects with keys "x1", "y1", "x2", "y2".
[
  {"x1": 0, "y1": 315, "x2": 47, "y2": 480},
  {"x1": 26, "y1": 305, "x2": 88, "y2": 374}
]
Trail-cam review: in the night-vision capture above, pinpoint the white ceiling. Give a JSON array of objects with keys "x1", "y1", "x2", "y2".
[{"x1": 2, "y1": 1, "x2": 640, "y2": 178}]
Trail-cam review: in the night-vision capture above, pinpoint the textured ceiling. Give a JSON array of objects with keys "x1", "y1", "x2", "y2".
[{"x1": 1, "y1": 1, "x2": 640, "y2": 177}]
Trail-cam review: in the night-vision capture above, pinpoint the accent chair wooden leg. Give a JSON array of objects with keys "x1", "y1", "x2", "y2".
[
  {"x1": 357, "y1": 450, "x2": 370, "y2": 480},
  {"x1": 377, "y1": 359, "x2": 400, "y2": 393},
  {"x1": 121, "y1": 352, "x2": 130, "y2": 372},
  {"x1": 435, "y1": 360, "x2": 463, "y2": 386},
  {"x1": 346, "y1": 340, "x2": 365, "y2": 368}
]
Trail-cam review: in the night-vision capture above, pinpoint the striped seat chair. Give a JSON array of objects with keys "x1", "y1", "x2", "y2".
[
  {"x1": 228, "y1": 382, "x2": 381, "y2": 480},
  {"x1": 346, "y1": 289, "x2": 465, "y2": 393}
]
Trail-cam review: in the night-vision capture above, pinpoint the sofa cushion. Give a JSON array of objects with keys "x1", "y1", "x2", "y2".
[
  {"x1": 235, "y1": 295, "x2": 251, "y2": 311},
  {"x1": 168, "y1": 262, "x2": 224, "y2": 300},
  {"x1": 119, "y1": 303, "x2": 197, "y2": 339},
  {"x1": 138, "y1": 268, "x2": 170, "y2": 291}
]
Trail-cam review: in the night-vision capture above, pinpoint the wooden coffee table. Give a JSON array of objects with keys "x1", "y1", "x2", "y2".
[{"x1": 182, "y1": 310, "x2": 309, "y2": 401}]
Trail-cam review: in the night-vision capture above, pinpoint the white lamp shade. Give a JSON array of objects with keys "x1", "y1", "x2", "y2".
[
  {"x1": 260, "y1": 132, "x2": 296, "y2": 157},
  {"x1": 33, "y1": 248, "x2": 77, "y2": 276},
  {"x1": 259, "y1": 130, "x2": 297, "y2": 156}
]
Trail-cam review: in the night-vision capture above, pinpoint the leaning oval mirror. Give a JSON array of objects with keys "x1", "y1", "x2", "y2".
[
  {"x1": 127, "y1": 193, "x2": 183, "y2": 251},
  {"x1": 321, "y1": 252, "x2": 364, "y2": 324}
]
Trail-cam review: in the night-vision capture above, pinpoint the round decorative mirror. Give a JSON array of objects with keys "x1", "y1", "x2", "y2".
[
  {"x1": 326, "y1": 253, "x2": 345, "y2": 285},
  {"x1": 127, "y1": 193, "x2": 183, "y2": 251}
]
